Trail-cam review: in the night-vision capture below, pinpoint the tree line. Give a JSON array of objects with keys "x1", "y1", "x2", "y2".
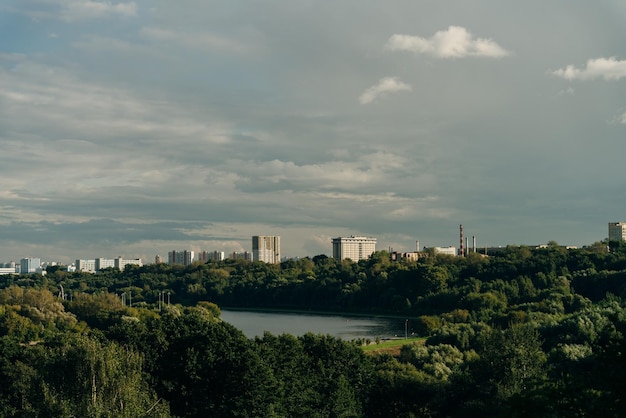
[{"x1": 1, "y1": 240, "x2": 626, "y2": 416}]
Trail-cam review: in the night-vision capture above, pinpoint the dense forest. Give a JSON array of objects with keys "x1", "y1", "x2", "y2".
[{"x1": 2, "y1": 240, "x2": 626, "y2": 416}]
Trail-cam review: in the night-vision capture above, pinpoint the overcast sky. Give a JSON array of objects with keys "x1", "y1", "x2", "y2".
[{"x1": 1, "y1": 1, "x2": 626, "y2": 264}]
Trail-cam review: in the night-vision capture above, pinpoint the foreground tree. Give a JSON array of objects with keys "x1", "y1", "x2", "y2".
[{"x1": 152, "y1": 310, "x2": 277, "y2": 417}]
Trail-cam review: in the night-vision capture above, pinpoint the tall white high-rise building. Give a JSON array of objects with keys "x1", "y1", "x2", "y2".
[
  {"x1": 332, "y1": 236, "x2": 377, "y2": 261},
  {"x1": 252, "y1": 236, "x2": 281, "y2": 263},
  {"x1": 609, "y1": 222, "x2": 626, "y2": 242}
]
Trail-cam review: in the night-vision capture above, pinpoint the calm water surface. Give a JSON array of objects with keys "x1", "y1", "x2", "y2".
[{"x1": 221, "y1": 309, "x2": 410, "y2": 340}]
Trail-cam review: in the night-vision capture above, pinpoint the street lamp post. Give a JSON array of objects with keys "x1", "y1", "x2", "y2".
[{"x1": 405, "y1": 319, "x2": 408, "y2": 339}]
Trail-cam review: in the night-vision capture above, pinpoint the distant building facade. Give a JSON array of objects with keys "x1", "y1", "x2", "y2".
[
  {"x1": 252, "y1": 236, "x2": 281, "y2": 263},
  {"x1": 115, "y1": 257, "x2": 142, "y2": 270},
  {"x1": 75, "y1": 259, "x2": 97, "y2": 273},
  {"x1": 432, "y1": 246, "x2": 457, "y2": 256},
  {"x1": 332, "y1": 236, "x2": 377, "y2": 261},
  {"x1": 0, "y1": 263, "x2": 17, "y2": 275},
  {"x1": 0, "y1": 261, "x2": 20, "y2": 274},
  {"x1": 230, "y1": 251, "x2": 252, "y2": 261},
  {"x1": 390, "y1": 251, "x2": 420, "y2": 262},
  {"x1": 20, "y1": 257, "x2": 41, "y2": 274},
  {"x1": 96, "y1": 257, "x2": 116, "y2": 271},
  {"x1": 168, "y1": 250, "x2": 195, "y2": 266},
  {"x1": 77, "y1": 257, "x2": 142, "y2": 272},
  {"x1": 609, "y1": 222, "x2": 626, "y2": 242},
  {"x1": 197, "y1": 251, "x2": 225, "y2": 262}
]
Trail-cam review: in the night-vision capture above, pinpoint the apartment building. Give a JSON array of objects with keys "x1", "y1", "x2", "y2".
[{"x1": 332, "y1": 236, "x2": 377, "y2": 261}]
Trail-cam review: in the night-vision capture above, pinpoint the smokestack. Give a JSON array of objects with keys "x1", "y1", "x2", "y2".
[
  {"x1": 459, "y1": 224, "x2": 464, "y2": 257},
  {"x1": 473, "y1": 235, "x2": 476, "y2": 253}
]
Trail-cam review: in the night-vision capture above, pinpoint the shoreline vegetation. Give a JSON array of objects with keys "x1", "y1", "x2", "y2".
[{"x1": 2, "y1": 242, "x2": 626, "y2": 416}]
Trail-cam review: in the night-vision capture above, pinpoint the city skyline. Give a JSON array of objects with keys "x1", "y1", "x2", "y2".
[
  {"x1": 1, "y1": 222, "x2": 620, "y2": 268},
  {"x1": 1, "y1": 1, "x2": 626, "y2": 264}
]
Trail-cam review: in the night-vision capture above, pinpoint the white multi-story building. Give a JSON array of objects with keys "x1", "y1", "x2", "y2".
[
  {"x1": 252, "y1": 236, "x2": 281, "y2": 263},
  {"x1": 76, "y1": 259, "x2": 97, "y2": 273},
  {"x1": 115, "y1": 257, "x2": 142, "y2": 270},
  {"x1": 332, "y1": 236, "x2": 377, "y2": 261},
  {"x1": 609, "y1": 222, "x2": 626, "y2": 242},
  {"x1": 168, "y1": 250, "x2": 195, "y2": 266},
  {"x1": 96, "y1": 258, "x2": 116, "y2": 271},
  {"x1": 77, "y1": 257, "x2": 142, "y2": 272}
]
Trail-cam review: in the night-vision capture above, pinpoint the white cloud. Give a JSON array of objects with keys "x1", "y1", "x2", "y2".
[
  {"x1": 385, "y1": 26, "x2": 510, "y2": 58},
  {"x1": 359, "y1": 77, "x2": 412, "y2": 105},
  {"x1": 552, "y1": 57, "x2": 626, "y2": 81}
]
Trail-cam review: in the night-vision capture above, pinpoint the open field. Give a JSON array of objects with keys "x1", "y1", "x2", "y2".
[{"x1": 361, "y1": 337, "x2": 425, "y2": 356}]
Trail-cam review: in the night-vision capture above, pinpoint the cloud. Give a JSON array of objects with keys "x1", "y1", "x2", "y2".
[
  {"x1": 140, "y1": 27, "x2": 248, "y2": 53},
  {"x1": 0, "y1": 62, "x2": 232, "y2": 147},
  {"x1": 385, "y1": 26, "x2": 510, "y2": 58},
  {"x1": 359, "y1": 77, "x2": 412, "y2": 105},
  {"x1": 552, "y1": 57, "x2": 626, "y2": 81},
  {"x1": 556, "y1": 87, "x2": 575, "y2": 96},
  {"x1": 15, "y1": 0, "x2": 137, "y2": 21}
]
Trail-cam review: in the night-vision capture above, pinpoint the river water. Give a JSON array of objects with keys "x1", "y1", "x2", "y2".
[{"x1": 221, "y1": 309, "x2": 410, "y2": 340}]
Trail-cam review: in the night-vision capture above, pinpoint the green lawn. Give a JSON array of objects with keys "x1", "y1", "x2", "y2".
[{"x1": 361, "y1": 337, "x2": 425, "y2": 354}]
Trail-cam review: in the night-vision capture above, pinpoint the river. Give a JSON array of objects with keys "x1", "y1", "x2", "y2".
[{"x1": 221, "y1": 309, "x2": 412, "y2": 340}]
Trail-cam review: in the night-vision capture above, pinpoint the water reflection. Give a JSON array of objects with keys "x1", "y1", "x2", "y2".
[{"x1": 221, "y1": 310, "x2": 408, "y2": 340}]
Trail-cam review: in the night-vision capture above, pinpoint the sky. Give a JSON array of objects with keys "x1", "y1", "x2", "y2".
[{"x1": 1, "y1": 0, "x2": 626, "y2": 264}]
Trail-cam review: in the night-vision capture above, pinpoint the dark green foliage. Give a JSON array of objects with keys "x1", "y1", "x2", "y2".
[
  {"x1": 366, "y1": 354, "x2": 445, "y2": 417},
  {"x1": 0, "y1": 333, "x2": 168, "y2": 417},
  {"x1": 254, "y1": 332, "x2": 374, "y2": 417},
  {"x1": 3, "y1": 243, "x2": 626, "y2": 416},
  {"x1": 448, "y1": 324, "x2": 547, "y2": 417},
  {"x1": 152, "y1": 311, "x2": 277, "y2": 417}
]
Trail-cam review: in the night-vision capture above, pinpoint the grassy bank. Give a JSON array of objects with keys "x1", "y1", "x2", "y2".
[{"x1": 361, "y1": 337, "x2": 425, "y2": 356}]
